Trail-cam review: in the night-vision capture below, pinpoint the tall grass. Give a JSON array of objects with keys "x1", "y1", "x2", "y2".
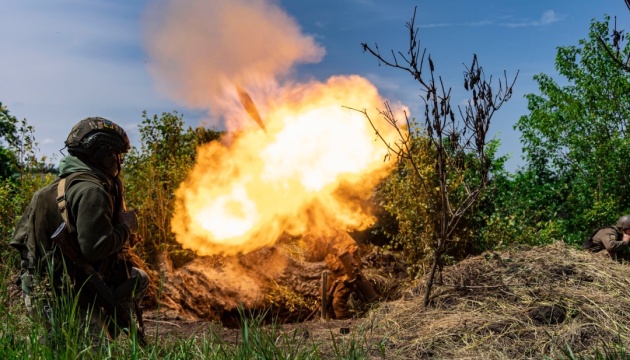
[
  {"x1": 557, "y1": 338, "x2": 629, "y2": 360},
  {"x1": 0, "y1": 261, "x2": 373, "y2": 359}
]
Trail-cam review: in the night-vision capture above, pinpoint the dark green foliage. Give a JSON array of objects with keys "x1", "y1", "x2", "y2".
[
  {"x1": 0, "y1": 102, "x2": 20, "y2": 180},
  {"x1": 0, "y1": 105, "x2": 55, "y2": 266},
  {"x1": 512, "y1": 16, "x2": 630, "y2": 246}
]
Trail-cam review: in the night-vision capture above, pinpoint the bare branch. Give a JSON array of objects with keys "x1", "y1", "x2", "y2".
[
  {"x1": 358, "y1": 7, "x2": 518, "y2": 307},
  {"x1": 597, "y1": 35, "x2": 630, "y2": 72}
]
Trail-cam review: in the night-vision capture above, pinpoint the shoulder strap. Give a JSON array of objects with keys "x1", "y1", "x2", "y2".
[{"x1": 56, "y1": 172, "x2": 105, "y2": 233}]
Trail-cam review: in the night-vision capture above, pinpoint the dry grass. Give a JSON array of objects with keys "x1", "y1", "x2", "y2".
[{"x1": 324, "y1": 241, "x2": 630, "y2": 359}]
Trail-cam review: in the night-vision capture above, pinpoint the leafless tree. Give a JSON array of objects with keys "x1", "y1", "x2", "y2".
[{"x1": 354, "y1": 8, "x2": 518, "y2": 307}]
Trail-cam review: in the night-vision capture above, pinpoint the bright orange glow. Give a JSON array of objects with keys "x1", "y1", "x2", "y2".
[
  {"x1": 171, "y1": 75, "x2": 404, "y2": 256},
  {"x1": 144, "y1": 0, "x2": 408, "y2": 257}
]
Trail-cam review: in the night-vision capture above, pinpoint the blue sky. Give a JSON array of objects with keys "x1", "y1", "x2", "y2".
[{"x1": 1, "y1": 0, "x2": 627, "y2": 172}]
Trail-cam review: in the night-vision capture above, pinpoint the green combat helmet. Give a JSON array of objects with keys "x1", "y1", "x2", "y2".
[
  {"x1": 616, "y1": 215, "x2": 630, "y2": 230},
  {"x1": 65, "y1": 117, "x2": 130, "y2": 177},
  {"x1": 65, "y1": 117, "x2": 130, "y2": 153}
]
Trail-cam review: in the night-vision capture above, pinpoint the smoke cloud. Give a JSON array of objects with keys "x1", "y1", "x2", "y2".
[
  {"x1": 142, "y1": 0, "x2": 325, "y2": 118},
  {"x1": 142, "y1": 0, "x2": 405, "y2": 258}
]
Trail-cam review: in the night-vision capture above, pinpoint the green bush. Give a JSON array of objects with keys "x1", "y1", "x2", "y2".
[
  {"x1": 513, "y1": 16, "x2": 630, "y2": 247},
  {"x1": 0, "y1": 109, "x2": 56, "y2": 267},
  {"x1": 124, "y1": 111, "x2": 222, "y2": 267}
]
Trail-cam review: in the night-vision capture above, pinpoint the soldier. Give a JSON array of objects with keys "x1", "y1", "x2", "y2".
[
  {"x1": 323, "y1": 235, "x2": 379, "y2": 319},
  {"x1": 585, "y1": 215, "x2": 630, "y2": 262},
  {"x1": 11, "y1": 117, "x2": 148, "y2": 343},
  {"x1": 325, "y1": 248, "x2": 360, "y2": 319}
]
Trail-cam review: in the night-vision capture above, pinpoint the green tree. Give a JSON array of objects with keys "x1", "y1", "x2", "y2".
[
  {"x1": 477, "y1": 164, "x2": 566, "y2": 248},
  {"x1": 514, "y1": 16, "x2": 630, "y2": 245},
  {"x1": 0, "y1": 102, "x2": 20, "y2": 179}
]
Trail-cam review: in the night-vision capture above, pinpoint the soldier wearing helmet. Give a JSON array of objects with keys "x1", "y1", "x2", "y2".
[
  {"x1": 64, "y1": 117, "x2": 131, "y2": 178},
  {"x1": 11, "y1": 117, "x2": 148, "y2": 344},
  {"x1": 587, "y1": 215, "x2": 630, "y2": 262}
]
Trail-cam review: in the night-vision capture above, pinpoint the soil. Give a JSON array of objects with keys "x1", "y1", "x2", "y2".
[
  {"x1": 146, "y1": 228, "x2": 406, "y2": 323},
  {"x1": 141, "y1": 308, "x2": 364, "y2": 347}
]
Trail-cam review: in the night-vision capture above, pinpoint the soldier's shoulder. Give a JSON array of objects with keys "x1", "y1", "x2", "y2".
[
  {"x1": 596, "y1": 227, "x2": 616, "y2": 234},
  {"x1": 594, "y1": 226, "x2": 619, "y2": 239},
  {"x1": 65, "y1": 172, "x2": 109, "y2": 195}
]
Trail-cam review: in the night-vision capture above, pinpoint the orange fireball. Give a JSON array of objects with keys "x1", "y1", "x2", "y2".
[{"x1": 171, "y1": 75, "x2": 403, "y2": 256}]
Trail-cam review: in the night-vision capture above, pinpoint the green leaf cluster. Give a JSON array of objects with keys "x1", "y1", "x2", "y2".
[
  {"x1": 0, "y1": 105, "x2": 56, "y2": 265},
  {"x1": 123, "y1": 111, "x2": 222, "y2": 267},
  {"x1": 510, "y1": 16, "x2": 630, "y2": 246}
]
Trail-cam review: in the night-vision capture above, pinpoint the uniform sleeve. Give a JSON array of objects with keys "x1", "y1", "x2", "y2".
[
  {"x1": 68, "y1": 183, "x2": 129, "y2": 262},
  {"x1": 599, "y1": 229, "x2": 628, "y2": 252}
]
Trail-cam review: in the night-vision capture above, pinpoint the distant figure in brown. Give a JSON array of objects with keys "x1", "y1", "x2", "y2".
[
  {"x1": 325, "y1": 247, "x2": 362, "y2": 319},
  {"x1": 584, "y1": 215, "x2": 630, "y2": 262}
]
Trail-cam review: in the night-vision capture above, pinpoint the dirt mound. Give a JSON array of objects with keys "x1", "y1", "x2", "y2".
[
  {"x1": 154, "y1": 246, "x2": 325, "y2": 324},
  {"x1": 151, "y1": 229, "x2": 407, "y2": 325},
  {"x1": 350, "y1": 241, "x2": 630, "y2": 359},
  {"x1": 141, "y1": 241, "x2": 630, "y2": 358}
]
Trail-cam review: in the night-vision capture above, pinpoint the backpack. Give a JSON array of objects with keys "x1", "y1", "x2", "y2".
[
  {"x1": 10, "y1": 172, "x2": 105, "y2": 274},
  {"x1": 583, "y1": 226, "x2": 617, "y2": 252}
]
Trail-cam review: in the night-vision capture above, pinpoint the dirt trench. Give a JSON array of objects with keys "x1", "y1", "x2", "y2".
[{"x1": 142, "y1": 229, "x2": 407, "y2": 326}]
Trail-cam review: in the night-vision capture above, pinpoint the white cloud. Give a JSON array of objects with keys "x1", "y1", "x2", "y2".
[
  {"x1": 0, "y1": 1, "x2": 197, "y2": 163},
  {"x1": 419, "y1": 20, "x2": 493, "y2": 29},
  {"x1": 419, "y1": 23, "x2": 453, "y2": 29},
  {"x1": 540, "y1": 10, "x2": 559, "y2": 24},
  {"x1": 502, "y1": 10, "x2": 564, "y2": 28}
]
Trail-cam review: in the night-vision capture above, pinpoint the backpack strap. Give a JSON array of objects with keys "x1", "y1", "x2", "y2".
[
  {"x1": 57, "y1": 177, "x2": 71, "y2": 231},
  {"x1": 56, "y1": 172, "x2": 106, "y2": 234}
]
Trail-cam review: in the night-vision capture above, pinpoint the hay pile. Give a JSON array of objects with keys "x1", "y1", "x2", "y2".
[{"x1": 356, "y1": 241, "x2": 630, "y2": 359}]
